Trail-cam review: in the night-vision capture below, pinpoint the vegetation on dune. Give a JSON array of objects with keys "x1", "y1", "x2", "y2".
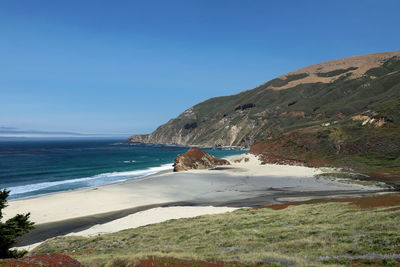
[
  {"x1": 0, "y1": 189, "x2": 34, "y2": 259},
  {"x1": 33, "y1": 194, "x2": 400, "y2": 267}
]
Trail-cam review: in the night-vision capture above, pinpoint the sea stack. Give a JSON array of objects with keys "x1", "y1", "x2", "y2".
[{"x1": 173, "y1": 147, "x2": 230, "y2": 172}]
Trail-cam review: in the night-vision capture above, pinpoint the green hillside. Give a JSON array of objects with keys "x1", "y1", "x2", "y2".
[{"x1": 128, "y1": 51, "x2": 400, "y2": 148}]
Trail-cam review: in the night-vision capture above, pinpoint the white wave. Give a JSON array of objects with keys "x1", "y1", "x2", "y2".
[
  {"x1": 8, "y1": 163, "x2": 173, "y2": 196},
  {"x1": 123, "y1": 160, "x2": 136, "y2": 163}
]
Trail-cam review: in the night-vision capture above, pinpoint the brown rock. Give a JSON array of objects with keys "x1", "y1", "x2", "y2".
[
  {"x1": 313, "y1": 113, "x2": 326, "y2": 119},
  {"x1": 173, "y1": 147, "x2": 230, "y2": 172},
  {"x1": 335, "y1": 112, "x2": 346, "y2": 119},
  {"x1": 281, "y1": 111, "x2": 306, "y2": 117},
  {"x1": 351, "y1": 115, "x2": 370, "y2": 121}
]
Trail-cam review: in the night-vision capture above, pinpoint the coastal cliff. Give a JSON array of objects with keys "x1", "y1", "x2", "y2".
[{"x1": 128, "y1": 51, "x2": 400, "y2": 148}]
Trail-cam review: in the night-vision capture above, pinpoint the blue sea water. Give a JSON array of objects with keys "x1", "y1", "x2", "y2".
[{"x1": 0, "y1": 139, "x2": 244, "y2": 200}]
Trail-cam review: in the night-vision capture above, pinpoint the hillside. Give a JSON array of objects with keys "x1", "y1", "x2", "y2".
[
  {"x1": 250, "y1": 98, "x2": 400, "y2": 184},
  {"x1": 128, "y1": 51, "x2": 400, "y2": 147},
  {"x1": 32, "y1": 194, "x2": 400, "y2": 266}
]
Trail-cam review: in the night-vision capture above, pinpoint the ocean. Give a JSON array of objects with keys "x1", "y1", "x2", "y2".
[{"x1": 0, "y1": 139, "x2": 244, "y2": 200}]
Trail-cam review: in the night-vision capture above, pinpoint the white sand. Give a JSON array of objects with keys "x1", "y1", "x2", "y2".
[
  {"x1": 4, "y1": 153, "x2": 381, "y2": 226},
  {"x1": 14, "y1": 206, "x2": 238, "y2": 251},
  {"x1": 207, "y1": 153, "x2": 323, "y2": 177},
  {"x1": 68, "y1": 206, "x2": 238, "y2": 237},
  {"x1": 13, "y1": 241, "x2": 44, "y2": 252}
]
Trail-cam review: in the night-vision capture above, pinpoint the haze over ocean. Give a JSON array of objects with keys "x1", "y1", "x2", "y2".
[{"x1": 0, "y1": 140, "x2": 243, "y2": 200}]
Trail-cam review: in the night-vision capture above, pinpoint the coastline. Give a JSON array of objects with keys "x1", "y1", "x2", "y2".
[
  {"x1": 5, "y1": 142, "x2": 245, "y2": 202},
  {"x1": 6, "y1": 153, "x2": 393, "y2": 250},
  {"x1": 7, "y1": 162, "x2": 175, "y2": 202},
  {"x1": 7, "y1": 167, "x2": 175, "y2": 203}
]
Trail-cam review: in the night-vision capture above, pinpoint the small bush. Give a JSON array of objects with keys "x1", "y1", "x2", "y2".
[
  {"x1": 235, "y1": 103, "x2": 256, "y2": 111},
  {"x1": 184, "y1": 122, "x2": 198, "y2": 130},
  {"x1": 382, "y1": 257, "x2": 397, "y2": 266}
]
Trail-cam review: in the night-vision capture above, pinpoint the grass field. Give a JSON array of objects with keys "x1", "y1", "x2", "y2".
[{"x1": 32, "y1": 194, "x2": 400, "y2": 267}]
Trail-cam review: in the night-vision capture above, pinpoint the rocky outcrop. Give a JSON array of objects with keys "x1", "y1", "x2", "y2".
[
  {"x1": 351, "y1": 115, "x2": 386, "y2": 127},
  {"x1": 173, "y1": 147, "x2": 230, "y2": 172},
  {"x1": 127, "y1": 51, "x2": 400, "y2": 147}
]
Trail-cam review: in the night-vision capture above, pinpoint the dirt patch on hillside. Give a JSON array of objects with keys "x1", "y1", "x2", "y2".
[{"x1": 269, "y1": 51, "x2": 400, "y2": 90}]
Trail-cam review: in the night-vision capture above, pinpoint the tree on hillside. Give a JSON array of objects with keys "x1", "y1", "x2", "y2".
[{"x1": 0, "y1": 189, "x2": 34, "y2": 258}]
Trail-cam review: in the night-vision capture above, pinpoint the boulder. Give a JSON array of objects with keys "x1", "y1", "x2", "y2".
[{"x1": 173, "y1": 147, "x2": 230, "y2": 172}]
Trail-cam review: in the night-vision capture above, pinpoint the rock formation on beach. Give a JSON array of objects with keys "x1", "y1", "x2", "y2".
[{"x1": 173, "y1": 147, "x2": 230, "y2": 172}]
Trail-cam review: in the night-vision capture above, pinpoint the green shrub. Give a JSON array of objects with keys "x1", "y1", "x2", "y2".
[
  {"x1": 382, "y1": 257, "x2": 397, "y2": 266},
  {"x1": 0, "y1": 189, "x2": 34, "y2": 258}
]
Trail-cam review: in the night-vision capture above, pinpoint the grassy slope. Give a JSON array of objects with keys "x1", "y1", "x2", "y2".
[
  {"x1": 131, "y1": 56, "x2": 400, "y2": 147},
  {"x1": 33, "y1": 195, "x2": 400, "y2": 267},
  {"x1": 193, "y1": 58, "x2": 400, "y2": 135}
]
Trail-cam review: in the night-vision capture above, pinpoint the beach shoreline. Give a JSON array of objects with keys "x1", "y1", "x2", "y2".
[
  {"x1": 5, "y1": 153, "x2": 393, "y2": 250},
  {"x1": 7, "y1": 167, "x2": 176, "y2": 203}
]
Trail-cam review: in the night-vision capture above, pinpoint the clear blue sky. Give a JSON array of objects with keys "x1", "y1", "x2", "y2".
[{"x1": 1, "y1": 0, "x2": 399, "y2": 136}]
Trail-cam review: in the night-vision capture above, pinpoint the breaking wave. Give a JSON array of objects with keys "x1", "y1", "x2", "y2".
[{"x1": 9, "y1": 163, "x2": 172, "y2": 197}]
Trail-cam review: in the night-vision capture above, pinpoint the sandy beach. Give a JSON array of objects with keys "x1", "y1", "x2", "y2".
[{"x1": 5, "y1": 154, "x2": 390, "y2": 248}]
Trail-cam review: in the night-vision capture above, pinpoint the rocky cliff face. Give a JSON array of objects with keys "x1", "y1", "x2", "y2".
[
  {"x1": 127, "y1": 51, "x2": 400, "y2": 147},
  {"x1": 173, "y1": 147, "x2": 230, "y2": 172}
]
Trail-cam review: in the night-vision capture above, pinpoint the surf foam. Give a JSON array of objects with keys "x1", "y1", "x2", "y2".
[{"x1": 8, "y1": 163, "x2": 173, "y2": 197}]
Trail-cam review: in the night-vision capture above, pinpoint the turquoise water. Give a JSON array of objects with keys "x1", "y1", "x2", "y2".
[{"x1": 0, "y1": 139, "x2": 244, "y2": 200}]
